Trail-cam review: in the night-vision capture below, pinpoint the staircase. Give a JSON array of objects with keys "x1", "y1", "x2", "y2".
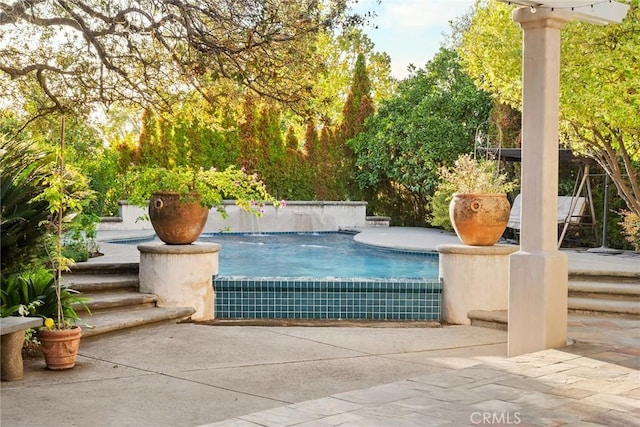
[
  {"x1": 568, "y1": 272, "x2": 640, "y2": 318},
  {"x1": 468, "y1": 270, "x2": 640, "y2": 330},
  {"x1": 65, "y1": 263, "x2": 195, "y2": 338}
]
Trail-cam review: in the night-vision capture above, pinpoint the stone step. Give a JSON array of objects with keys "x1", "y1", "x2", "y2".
[
  {"x1": 70, "y1": 262, "x2": 139, "y2": 275},
  {"x1": 569, "y1": 271, "x2": 640, "y2": 283},
  {"x1": 75, "y1": 291, "x2": 157, "y2": 313},
  {"x1": 64, "y1": 273, "x2": 140, "y2": 292},
  {"x1": 568, "y1": 297, "x2": 640, "y2": 318},
  {"x1": 467, "y1": 310, "x2": 508, "y2": 331},
  {"x1": 469, "y1": 293, "x2": 640, "y2": 330},
  {"x1": 79, "y1": 306, "x2": 195, "y2": 339},
  {"x1": 62, "y1": 267, "x2": 196, "y2": 339},
  {"x1": 568, "y1": 280, "x2": 640, "y2": 299}
]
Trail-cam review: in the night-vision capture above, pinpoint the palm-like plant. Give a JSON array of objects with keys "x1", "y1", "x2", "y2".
[
  {"x1": 1, "y1": 269, "x2": 88, "y2": 323},
  {"x1": 0, "y1": 137, "x2": 54, "y2": 274}
]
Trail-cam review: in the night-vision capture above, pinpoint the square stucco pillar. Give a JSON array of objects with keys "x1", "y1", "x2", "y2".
[
  {"x1": 438, "y1": 244, "x2": 518, "y2": 325},
  {"x1": 509, "y1": 8, "x2": 570, "y2": 357}
]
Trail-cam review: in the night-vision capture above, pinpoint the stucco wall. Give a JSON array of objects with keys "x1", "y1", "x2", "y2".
[{"x1": 98, "y1": 200, "x2": 368, "y2": 233}]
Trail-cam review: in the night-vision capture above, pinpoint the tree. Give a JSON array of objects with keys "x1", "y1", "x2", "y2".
[
  {"x1": 349, "y1": 47, "x2": 493, "y2": 225},
  {"x1": 459, "y1": 0, "x2": 640, "y2": 219},
  {"x1": 0, "y1": 0, "x2": 360, "y2": 124},
  {"x1": 311, "y1": 28, "x2": 395, "y2": 126}
]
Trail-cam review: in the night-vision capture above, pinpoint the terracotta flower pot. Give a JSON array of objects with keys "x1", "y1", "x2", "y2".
[
  {"x1": 148, "y1": 192, "x2": 209, "y2": 245},
  {"x1": 38, "y1": 326, "x2": 82, "y2": 370},
  {"x1": 449, "y1": 193, "x2": 511, "y2": 246}
]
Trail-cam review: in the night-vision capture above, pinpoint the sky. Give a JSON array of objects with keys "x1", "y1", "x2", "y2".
[{"x1": 353, "y1": 0, "x2": 476, "y2": 79}]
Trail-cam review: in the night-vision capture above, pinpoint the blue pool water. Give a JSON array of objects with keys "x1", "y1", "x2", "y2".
[{"x1": 200, "y1": 232, "x2": 438, "y2": 279}]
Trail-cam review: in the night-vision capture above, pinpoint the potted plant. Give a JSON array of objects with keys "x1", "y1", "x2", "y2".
[
  {"x1": 126, "y1": 165, "x2": 280, "y2": 244},
  {"x1": 32, "y1": 116, "x2": 92, "y2": 370},
  {"x1": 1, "y1": 268, "x2": 89, "y2": 369},
  {"x1": 435, "y1": 154, "x2": 516, "y2": 246}
]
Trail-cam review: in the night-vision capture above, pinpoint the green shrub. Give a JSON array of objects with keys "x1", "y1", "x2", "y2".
[
  {"x1": 620, "y1": 211, "x2": 640, "y2": 251},
  {"x1": 0, "y1": 268, "x2": 89, "y2": 325},
  {"x1": 0, "y1": 137, "x2": 54, "y2": 274},
  {"x1": 63, "y1": 212, "x2": 101, "y2": 262},
  {"x1": 429, "y1": 154, "x2": 517, "y2": 230}
]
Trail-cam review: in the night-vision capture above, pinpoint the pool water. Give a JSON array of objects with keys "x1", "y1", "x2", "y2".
[{"x1": 200, "y1": 232, "x2": 438, "y2": 279}]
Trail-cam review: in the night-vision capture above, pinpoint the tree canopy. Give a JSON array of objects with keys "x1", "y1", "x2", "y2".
[
  {"x1": 349, "y1": 47, "x2": 493, "y2": 225},
  {"x1": 0, "y1": 0, "x2": 362, "y2": 123},
  {"x1": 459, "y1": 0, "x2": 640, "y2": 217}
]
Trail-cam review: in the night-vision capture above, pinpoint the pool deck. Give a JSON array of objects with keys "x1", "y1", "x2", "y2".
[{"x1": 1, "y1": 227, "x2": 638, "y2": 426}]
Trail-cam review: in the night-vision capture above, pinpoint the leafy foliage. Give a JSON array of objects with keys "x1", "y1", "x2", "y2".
[
  {"x1": 349, "y1": 47, "x2": 493, "y2": 225},
  {"x1": 459, "y1": 0, "x2": 640, "y2": 223},
  {"x1": 0, "y1": 137, "x2": 53, "y2": 274},
  {"x1": 0, "y1": 268, "x2": 88, "y2": 325},
  {"x1": 125, "y1": 165, "x2": 280, "y2": 218},
  {"x1": 62, "y1": 213, "x2": 101, "y2": 263},
  {"x1": 312, "y1": 28, "x2": 395, "y2": 126},
  {"x1": 437, "y1": 154, "x2": 517, "y2": 195},
  {"x1": 620, "y1": 210, "x2": 640, "y2": 251},
  {"x1": 0, "y1": 0, "x2": 361, "y2": 120}
]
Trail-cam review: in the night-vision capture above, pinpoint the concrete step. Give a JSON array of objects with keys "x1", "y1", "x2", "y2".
[
  {"x1": 568, "y1": 280, "x2": 640, "y2": 299},
  {"x1": 79, "y1": 306, "x2": 195, "y2": 338},
  {"x1": 567, "y1": 276, "x2": 639, "y2": 318},
  {"x1": 64, "y1": 273, "x2": 140, "y2": 292},
  {"x1": 62, "y1": 267, "x2": 196, "y2": 339},
  {"x1": 568, "y1": 297, "x2": 640, "y2": 318},
  {"x1": 467, "y1": 310, "x2": 507, "y2": 331},
  {"x1": 70, "y1": 262, "x2": 139, "y2": 275},
  {"x1": 75, "y1": 291, "x2": 157, "y2": 313},
  {"x1": 569, "y1": 270, "x2": 640, "y2": 283}
]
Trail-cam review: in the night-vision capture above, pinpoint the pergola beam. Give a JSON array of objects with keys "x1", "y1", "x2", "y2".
[{"x1": 498, "y1": 1, "x2": 630, "y2": 25}]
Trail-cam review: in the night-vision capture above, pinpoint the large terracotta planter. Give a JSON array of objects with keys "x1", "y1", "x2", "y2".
[
  {"x1": 38, "y1": 326, "x2": 82, "y2": 370},
  {"x1": 449, "y1": 193, "x2": 511, "y2": 246},
  {"x1": 149, "y1": 192, "x2": 209, "y2": 245}
]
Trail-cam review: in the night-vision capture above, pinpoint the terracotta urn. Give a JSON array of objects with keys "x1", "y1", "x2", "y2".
[
  {"x1": 149, "y1": 192, "x2": 209, "y2": 245},
  {"x1": 449, "y1": 193, "x2": 511, "y2": 246},
  {"x1": 38, "y1": 326, "x2": 82, "y2": 370}
]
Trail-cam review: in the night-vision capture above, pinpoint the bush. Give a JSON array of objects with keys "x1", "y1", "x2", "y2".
[
  {"x1": 620, "y1": 211, "x2": 640, "y2": 252},
  {"x1": 0, "y1": 268, "x2": 89, "y2": 325},
  {"x1": 429, "y1": 154, "x2": 517, "y2": 230},
  {"x1": 0, "y1": 137, "x2": 54, "y2": 274}
]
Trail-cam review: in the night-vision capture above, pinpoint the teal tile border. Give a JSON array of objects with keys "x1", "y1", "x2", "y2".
[{"x1": 214, "y1": 277, "x2": 442, "y2": 321}]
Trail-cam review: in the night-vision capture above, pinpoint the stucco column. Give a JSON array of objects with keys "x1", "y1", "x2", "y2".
[
  {"x1": 508, "y1": 8, "x2": 570, "y2": 356},
  {"x1": 138, "y1": 242, "x2": 220, "y2": 321},
  {"x1": 438, "y1": 244, "x2": 518, "y2": 325}
]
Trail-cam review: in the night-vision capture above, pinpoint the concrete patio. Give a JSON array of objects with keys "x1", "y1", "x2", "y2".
[{"x1": 1, "y1": 227, "x2": 638, "y2": 426}]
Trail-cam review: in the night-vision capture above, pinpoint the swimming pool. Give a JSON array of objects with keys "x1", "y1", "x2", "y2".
[
  {"x1": 117, "y1": 232, "x2": 442, "y2": 321},
  {"x1": 200, "y1": 232, "x2": 439, "y2": 279},
  {"x1": 204, "y1": 232, "x2": 442, "y2": 321}
]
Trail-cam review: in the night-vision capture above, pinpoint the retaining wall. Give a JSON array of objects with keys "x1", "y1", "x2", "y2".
[{"x1": 98, "y1": 200, "x2": 368, "y2": 233}]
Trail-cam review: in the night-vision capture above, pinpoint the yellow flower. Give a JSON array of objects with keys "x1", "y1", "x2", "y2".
[{"x1": 44, "y1": 318, "x2": 55, "y2": 330}]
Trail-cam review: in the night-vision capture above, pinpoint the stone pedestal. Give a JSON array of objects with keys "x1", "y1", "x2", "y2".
[
  {"x1": 438, "y1": 244, "x2": 518, "y2": 325},
  {"x1": 1, "y1": 317, "x2": 43, "y2": 381},
  {"x1": 1, "y1": 332, "x2": 26, "y2": 381},
  {"x1": 138, "y1": 242, "x2": 220, "y2": 321}
]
